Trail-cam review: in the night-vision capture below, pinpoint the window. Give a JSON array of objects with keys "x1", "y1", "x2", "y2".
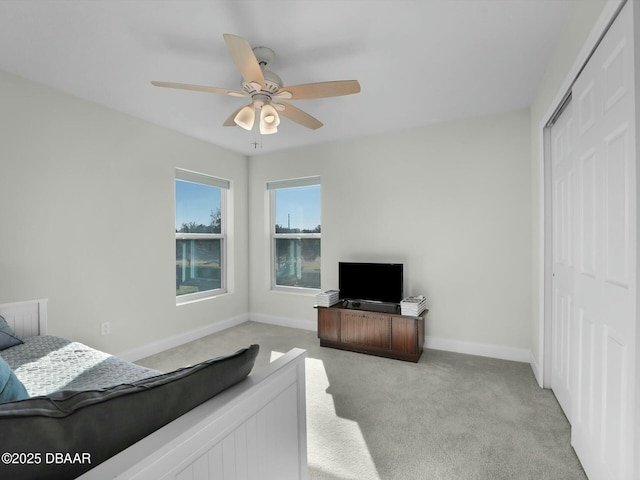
[
  {"x1": 175, "y1": 169, "x2": 228, "y2": 301},
  {"x1": 268, "y1": 177, "x2": 321, "y2": 290}
]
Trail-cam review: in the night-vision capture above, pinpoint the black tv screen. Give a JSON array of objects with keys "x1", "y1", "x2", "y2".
[{"x1": 338, "y1": 262, "x2": 403, "y2": 304}]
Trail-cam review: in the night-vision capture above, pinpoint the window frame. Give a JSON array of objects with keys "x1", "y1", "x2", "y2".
[
  {"x1": 175, "y1": 169, "x2": 229, "y2": 304},
  {"x1": 268, "y1": 176, "x2": 321, "y2": 293}
]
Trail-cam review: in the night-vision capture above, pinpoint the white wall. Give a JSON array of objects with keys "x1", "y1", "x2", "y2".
[
  {"x1": 0, "y1": 70, "x2": 249, "y2": 354},
  {"x1": 529, "y1": 0, "x2": 608, "y2": 378},
  {"x1": 249, "y1": 110, "x2": 533, "y2": 356}
]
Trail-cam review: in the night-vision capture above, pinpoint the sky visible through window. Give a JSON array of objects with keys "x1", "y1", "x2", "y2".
[
  {"x1": 175, "y1": 181, "x2": 320, "y2": 231},
  {"x1": 175, "y1": 180, "x2": 221, "y2": 230},
  {"x1": 275, "y1": 185, "x2": 321, "y2": 231}
]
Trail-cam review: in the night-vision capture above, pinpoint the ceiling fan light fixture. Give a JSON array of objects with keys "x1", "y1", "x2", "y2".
[
  {"x1": 260, "y1": 103, "x2": 280, "y2": 133},
  {"x1": 234, "y1": 105, "x2": 255, "y2": 130}
]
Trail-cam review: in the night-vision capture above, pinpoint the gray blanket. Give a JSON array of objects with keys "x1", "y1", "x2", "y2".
[{"x1": 0, "y1": 335, "x2": 160, "y2": 397}]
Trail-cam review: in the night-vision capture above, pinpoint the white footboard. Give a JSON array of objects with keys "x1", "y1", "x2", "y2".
[{"x1": 77, "y1": 347, "x2": 308, "y2": 480}]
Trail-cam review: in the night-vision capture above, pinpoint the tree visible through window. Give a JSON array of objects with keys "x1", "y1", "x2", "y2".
[
  {"x1": 271, "y1": 180, "x2": 321, "y2": 290},
  {"x1": 175, "y1": 170, "x2": 228, "y2": 300}
]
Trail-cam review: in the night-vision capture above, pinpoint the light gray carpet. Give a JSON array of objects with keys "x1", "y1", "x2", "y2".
[{"x1": 137, "y1": 321, "x2": 586, "y2": 480}]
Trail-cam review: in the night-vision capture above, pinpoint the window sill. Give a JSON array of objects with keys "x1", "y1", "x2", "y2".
[
  {"x1": 176, "y1": 290, "x2": 227, "y2": 306},
  {"x1": 270, "y1": 286, "x2": 320, "y2": 296}
]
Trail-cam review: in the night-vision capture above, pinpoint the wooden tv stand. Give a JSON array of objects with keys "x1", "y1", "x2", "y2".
[{"x1": 316, "y1": 302, "x2": 426, "y2": 362}]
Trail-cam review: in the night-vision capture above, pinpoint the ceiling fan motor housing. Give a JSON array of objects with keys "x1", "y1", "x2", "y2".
[
  {"x1": 241, "y1": 55, "x2": 282, "y2": 105},
  {"x1": 250, "y1": 45, "x2": 282, "y2": 95},
  {"x1": 251, "y1": 93, "x2": 271, "y2": 108}
]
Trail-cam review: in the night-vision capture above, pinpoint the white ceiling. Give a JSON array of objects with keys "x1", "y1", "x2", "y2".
[{"x1": 0, "y1": 0, "x2": 572, "y2": 156}]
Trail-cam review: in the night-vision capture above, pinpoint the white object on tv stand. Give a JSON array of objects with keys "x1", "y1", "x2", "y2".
[{"x1": 0, "y1": 299, "x2": 308, "y2": 480}]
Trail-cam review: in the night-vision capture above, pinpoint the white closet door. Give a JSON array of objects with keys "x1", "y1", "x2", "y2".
[
  {"x1": 550, "y1": 99, "x2": 576, "y2": 420},
  {"x1": 569, "y1": 1, "x2": 636, "y2": 479}
]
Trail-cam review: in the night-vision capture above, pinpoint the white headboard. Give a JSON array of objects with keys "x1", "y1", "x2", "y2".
[{"x1": 0, "y1": 299, "x2": 48, "y2": 338}]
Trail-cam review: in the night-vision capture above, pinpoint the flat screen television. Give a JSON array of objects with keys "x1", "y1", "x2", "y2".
[{"x1": 338, "y1": 262, "x2": 403, "y2": 305}]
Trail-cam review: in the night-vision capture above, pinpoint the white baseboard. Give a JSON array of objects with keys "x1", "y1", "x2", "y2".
[
  {"x1": 425, "y1": 336, "x2": 531, "y2": 364},
  {"x1": 117, "y1": 311, "x2": 532, "y2": 366},
  {"x1": 249, "y1": 313, "x2": 316, "y2": 332},
  {"x1": 117, "y1": 313, "x2": 250, "y2": 362},
  {"x1": 529, "y1": 351, "x2": 542, "y2": 387},
  {"x1": 250, "y1": 314, "x2": 532, "y2": 365}
]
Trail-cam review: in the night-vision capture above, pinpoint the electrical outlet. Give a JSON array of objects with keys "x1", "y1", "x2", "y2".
[{"x1": 100, "y1": 322, "x2": 112, "y2": 336}]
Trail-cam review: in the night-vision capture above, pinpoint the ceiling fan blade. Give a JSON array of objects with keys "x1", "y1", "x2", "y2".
[
  {"x1": 223, "y1": 34, "x2": 265, "y2": 89},
  {"x1": 223, "y1": 103, "x2": 254, "y2": 127},
  {"x1": 276, "y1": 80, "x2": 360, "y2": 100},
  {"x1": 275, "y1": 102, "x2": 323, "y2": 130},
  {"x1": 151, "y1": 81, "x2": 244, "y2": 97}
]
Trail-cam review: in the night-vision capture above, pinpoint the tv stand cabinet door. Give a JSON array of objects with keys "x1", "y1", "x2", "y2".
[
  {"x1": 391, "y1": 316, "x2": 420, "y2": 355},
  {"x1": 317, "y1": 307, "x2": 340, "y2": 343},
  {"x1": 340, "y1": 311, "x2": 390, "y2": 350}
]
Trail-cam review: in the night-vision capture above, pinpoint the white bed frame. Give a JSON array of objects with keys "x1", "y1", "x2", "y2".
[{"x1": 0, "y1": 299, "x2": 308, "y2": 480}]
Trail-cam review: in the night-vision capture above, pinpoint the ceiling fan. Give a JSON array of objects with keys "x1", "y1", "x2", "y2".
[{"x1": 151, "y1": 34, "x2": 361, "y2": 135}]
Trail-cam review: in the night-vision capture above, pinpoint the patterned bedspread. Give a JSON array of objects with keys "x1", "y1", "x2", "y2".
[{"x1": 0, "y1": 336, "x2": 161, "y2": 397}]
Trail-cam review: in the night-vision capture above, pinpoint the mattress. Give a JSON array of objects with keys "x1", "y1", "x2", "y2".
[{"x1": 0, "y1": 335, "x2": 161, "y2": 397}]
